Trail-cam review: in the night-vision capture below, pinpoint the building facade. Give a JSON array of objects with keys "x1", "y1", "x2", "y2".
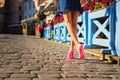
[
  {"x1": 0, "y1": 0, "x2": 5, "y2": 7},
  {"x1": 0, "y1": 0, "x2": 53, "y2": 33},
  {"x1": 1, "y1": 0, "x2": 24, "y2": 33},
  {"x1": 0, "y1": 0, "x2": 5, "y2": 33},
  {"x1": 23, "y1": 0, "x2": 36, "y2": 19},
  {"x1": 0, "y1": 13, "x2": 4, "y2": 33},
  {"x1": 5, "y1": 0, "x2": 24, "y2": 26},
  {"x1": 23, "y1": 0, "x2": 45, "y2": 20}
]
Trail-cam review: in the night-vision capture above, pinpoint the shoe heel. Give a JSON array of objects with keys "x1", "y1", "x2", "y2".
[
  {"x1": 80, "y1": 44, "x2": 85, "y2": 60},
  {"x1": 78, "y1": 44, "x2": 85, "y2": 60},
  {"x1": 67, "y1": 48, "x2": 74, "y2": 59}
]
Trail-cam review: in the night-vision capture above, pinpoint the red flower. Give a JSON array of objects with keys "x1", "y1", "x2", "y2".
[
  {"x1": 89, "y1": 6, "x2": 94, "y2": 12},
  {"x1": 84, "y1": 0, "x2": 116, "y2": 12},
  {"x1": 83, "y1": 5, "x2": 89, "y2": 11},
  {"x1": 35, "y1": 26, "x2": 42, "y2": 32},
  {"x1": 102, "y1": 2, "x2": 108, "y2": 8},
  {"x1": 52, "y1": 14, "x2": 64, "y2": 24},
  {"x1": 90, "y1": 1, "x2": 95, "y2": 6},
  {"x1": 94, "y1": 0, "x2": 100, "y2": 3}
]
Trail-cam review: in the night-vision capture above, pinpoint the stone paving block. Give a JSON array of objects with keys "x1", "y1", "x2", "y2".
[
  {"x1": 61, "y1": 73, "x2": 78, "y2": 78},
  {"x1": 61, "y1": 67, "x2": 80, "y2": 71},
  {"x1": 0, "y1": 54, "x2": 3, "y2": 58},
  {"x1": 87, "y1": 78, "x2": 112, "y2": 80},
  {"x1": 77, "y1": 73, "x2": 89, "y2": 78},
  {"x1": 38, "y1": 74, "x2": 61, "y2": 78},
  {"x1": 28, "y1": 63, "x2": 43, "y2": 68},
  {"x1": 14, "y1": 70, "x2": 29, "y2": 74},
  {"x1": 63, "y1": 71, "x2": 83, "y2": 74},
  {"x1": 3, "y1": 56, "x2": 20, "y2": 60},
  {"x1": 27, "y1": 59, "x2": 39, "y2": 63},
  {"x1": 83, "y1": 68, "x2": 99, "y2": 72},
  {"x1": 21, "y1": 66, "x2": 40, "y2": 71},
  {"x1": 0, "y1": 74, "x2": 10, "y2": 78},
  {"x1": 87, "y1": 74, "x2": 113, "y2": 79},
  {"x1": 33, "y1": 78, "x2": 60, "y2": 80},
  {"x1": 4, "y1": 78, "x2": 31, "y2": 80},
  {"x1": 30, "y1": 71, "x2": 43, "y2": 74},
  {"x1": 110, "y1": 75, "x2": 120, "y2": 79},
  {"x1": 61, "y1": 78, "x2": 87, "y2": 80},
  {"x1": 40, "y1": 67, "x2": 61, "y2": 72},
  {"x1": 97, "y1": 67, "x2": 119, "y2": 72},
  {"x1": 96, "y1": 72, "x2": 120, "y2": 75},
  {"x1": 3, "y1": 54, "x2": 21, "y2": 58},
  {"x1": 11, "y1": 74, "x2": 37, "y2": 78},
  {"x1": 31, "y1": 71, "x2": 62, "y2": 74},
  {"x1": 10, "y1": 60, "x2": 21, "y2": 63},
  {"x1": 0, "y1": 78, "x2": 3, "y2": 80},
  {"x1": 0, "y1": 68, "x2": 5, "y2": 72},
  {"x1": 62, "y1": 64, "x2": 80, "y2": 68},
  {"x1": 45, "y1": 60, "x2": 61, "y2": 64},
  {"x1": 0, "y1": 59, "x2": 10, "y2": 63},
  {"x1": 0, "y1": 68, "x2": 20, "y2": 74},
  {"x1": 114, "y1": 79, "x2": 120, "y2": 80},
  {"x1": 44, "y1": 63, "x2": 62, "y2": 68},
  {"x1": 0, "y1": 68, "x2": 29, "y2": 74},
  {"x1": 8, "y1": 63, "x2": 22, "y2": 68},
  {"x1": 22, "y1": 54, "x2": 35, "y2": 59}
]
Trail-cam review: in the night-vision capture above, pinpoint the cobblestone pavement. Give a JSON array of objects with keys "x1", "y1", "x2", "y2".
[{"x1": 0, "y1": 34, "x2": 120, "y2": 80}]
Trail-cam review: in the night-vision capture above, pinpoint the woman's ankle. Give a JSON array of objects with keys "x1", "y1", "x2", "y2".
[
  {"x1": 75, "y1": 43, "x2": 80, "y2": 49},
  {"x1": 69, "y1": 45, "x2": 74, "y2": 49}
]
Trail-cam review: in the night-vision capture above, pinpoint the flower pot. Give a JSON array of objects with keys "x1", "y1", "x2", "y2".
[
  {"x1": 35, "y1": 32, "x2": 41, "y2": 38},
  {"x1": 22, "y1": 29, "x2": 28, "y2": 35}
]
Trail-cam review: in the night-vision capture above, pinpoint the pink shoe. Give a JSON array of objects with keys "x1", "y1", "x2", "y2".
[
  {"x1": 78, "y1": 44, "x2": 85, "y2": 60},
  {"x1": 67, "y1": 48, "x2": 74, "y2": 59}
]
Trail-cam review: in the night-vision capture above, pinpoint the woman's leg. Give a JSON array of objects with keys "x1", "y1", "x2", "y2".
[
  {"x1": 63, "y1": 11, "x2": 85, "y2": 59},
  {"x1": 63, "y1": 11, "x2": 74, "y2": 59},
  {"x1": 63, "y1": 11, "x2": 79, "y2": 48},
  {"x1": 72, "y1": 12, "x2": 85, "y2": 59},
  {"x1": 70, "y1": 11, "x2": 80, "y2": 48}
]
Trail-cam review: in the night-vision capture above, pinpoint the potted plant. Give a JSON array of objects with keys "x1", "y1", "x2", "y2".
[{"x1": 21, "y1": 21, "x2": 28, "y2": 35}]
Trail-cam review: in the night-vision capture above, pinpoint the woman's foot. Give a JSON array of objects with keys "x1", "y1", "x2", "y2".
[
  {"x1": 67, "y1": 48, "x2": 74, "y2": 59},
  {"x1": 78, "y1": 44, "x2": 85, "y2": 60}
]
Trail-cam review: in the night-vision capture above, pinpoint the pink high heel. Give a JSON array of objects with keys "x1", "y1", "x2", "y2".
[
  {"x1": 67, "y1": 48, "x2": 74, "y2": 59},
  {"x1": 78, "y1": 44, "x2": 85, "y2": 60}
]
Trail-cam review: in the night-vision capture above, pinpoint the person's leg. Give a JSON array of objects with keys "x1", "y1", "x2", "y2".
[
  {"x1": 66, "y1": 11, "x2": 79, "y2": 59},
  {"x1": 63, "y1": 11, "x2": 85, "y2": 59},
  {"x1": 63, "y1": 12, "x2": 79, "y2": 48},
  {"x1": 72, "y1": 12, "x2": 85, "y2": 60},
  {"x1": 70, "y1": 11, "x2": 79, "y2": 48},
  {"x1": 67, "y1": 11, "x2": 79, "y2": 59},
  {"x1": 62, "y1": 12, "x2": 74, "y2": 59}
]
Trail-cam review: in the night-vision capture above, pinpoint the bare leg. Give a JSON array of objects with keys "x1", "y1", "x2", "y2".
[
  {"x1": 63, "y1": 11, "x2": 85, "y2": 59},
  {"x1": 70, "y1": 12, "x2": 79, "y2": 49},
  {"x1": 63, "y1": 11, "x2": 79, "y2": 48},
  {"x1": 72, "y1": 12, "x2": 85, "y2": 59}
]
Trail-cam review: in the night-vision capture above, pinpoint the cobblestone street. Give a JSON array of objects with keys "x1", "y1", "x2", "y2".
[{"x1": 0, "y1": 34, "x2": 120, "y2": 80}]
